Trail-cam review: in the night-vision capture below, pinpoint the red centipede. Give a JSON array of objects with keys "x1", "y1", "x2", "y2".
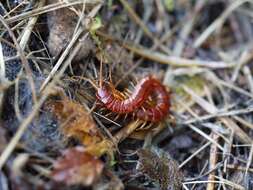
[
  {"x1": 134, "y1": 81, "x2": 170, "y2": 122},
  {"x1": 96, "y1": 75, "x2": 170, "y2": 122},
  {"x1": 96, "y1": 76, "x2": 155, "y2": 113}
]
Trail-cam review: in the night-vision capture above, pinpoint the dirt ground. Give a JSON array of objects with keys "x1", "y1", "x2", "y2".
[{"x1": 0, "y1": 0, "x2": 253, "y2": 190}]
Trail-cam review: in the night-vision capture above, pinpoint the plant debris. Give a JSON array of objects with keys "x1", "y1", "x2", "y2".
[
  {"x1": 51, "y1": 146, "x2": 104, "y2": 186},
  {"x1": 137, "y1": 148, "x2": 183, "y2": 190},
  {"x1": 45, "y1": 97, "x2": 102, "y2": 146},
  {"x1": 1, "y1": 0, "x2": 253, "y2": 189}
]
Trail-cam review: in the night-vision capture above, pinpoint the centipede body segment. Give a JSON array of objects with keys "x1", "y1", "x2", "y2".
[{"x1": 96, "y1": 75, "x2": 170, "y2": 122}]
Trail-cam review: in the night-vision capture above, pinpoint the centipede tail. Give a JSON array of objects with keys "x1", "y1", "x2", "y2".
[{"x1": 135, "y1": 82, "x2": 170, "y2": 122}]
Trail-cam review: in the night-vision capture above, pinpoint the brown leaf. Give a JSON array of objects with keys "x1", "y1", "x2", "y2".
[
  {"x1": 45, "y1": 98, "x2": 102, "y2": 146},
  {"x1": 51, "y1": 146, "x2": 104, "y2": 186},
  {"x1": 137, "y1": 148, "x2": 183, "y2": 190}
]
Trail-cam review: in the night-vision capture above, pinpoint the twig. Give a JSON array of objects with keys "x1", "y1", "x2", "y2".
[
  {"x1": 188, "y1": 124, "x2": 224, "y2": 151},
  {"x1": 122, "y1": 43, "x2": 234, "y2": 68},
  {"x1": 40, "y1": 3, "x2": 102, "y2": 92},
  {"x1": 194, "y1": 0, "x2": 252, "y2": 48},
  {"x1": 226, "y1": 164, "x2": 253, "y2": 173},
  {"x1": 179, "y1": 141, "x2": 211, "y2": 168},
  {"x1": 118, "y1": 0, "x2": 170, "y2": 54},
  {"x1": 243, "y1": 66, "x2": 253, "y2": 94},
  {"x1": 5, "y1": 0, "x2": 102, "y2": 24},
  {"x1": 96, "y1": 31, "x2": 234, "y2": 69},
  {"x1": 0, "y1": 15, "x2": 37, "y2": 104},
  {"x1": 0, "y1": 31, "x2": 91, "y2": 170},
  {"x1": 40, "y1": 27, "x2": 83, "y2": 92},
  {"x1": 183, "y1": 106, "x2": 253, "y2": 125},
  {"x1": 245, "y1": 144, "x2": 253, "y2": 180},
  {"x1": 0, "y1": 41, "x2": 6, "y2": 113},
  {"x1": 207, "y1": 133, "x2": 219, "y2": 190},
  {"x1": 184, "y1": 179, "x2": 244, "y2": 190},
  {"x1": 19, "y1": 0, "x2": 46, "y2": 50}
]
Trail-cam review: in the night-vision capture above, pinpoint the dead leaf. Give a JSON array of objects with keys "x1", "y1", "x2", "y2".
[
  {"x1": 45, "y1": 98, "x2": 102, "y2": 146},
  {"x1": 51, "y1": 146, "x2": 104, "y2": 186}
]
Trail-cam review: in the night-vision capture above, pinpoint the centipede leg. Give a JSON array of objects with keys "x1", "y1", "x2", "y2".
[
  {"x1": 114, "y1": 113, "x2": 121, "y2": 121},
  {"x1": 97, "y1": 106, "x2": 108, "y2": 113},
  {"x1": 123, "y1": 113, "x2": 128, "y2": 121},
  {"x1": 129, "y1": 81, "x2": 136, "y2": 88},
  {"x1": 139, "y1": 121, "x2": 147, "y2": 130},
  {"x1": 123, "y1": 89, "x2": 132, "y2": 97},
  {"x1": 142, "y1": 122, "x2": 153, "y2": 130},
  {"x1": 109, "y1": 65, "x2": 113, "y2": 85},
  {"x1": 105, "y1": 112, "x2": 114, "y2": 118}
]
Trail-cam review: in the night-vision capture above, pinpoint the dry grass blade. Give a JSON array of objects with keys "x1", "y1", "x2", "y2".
[
  {"x1": 183, "y1": 80, "x2": 252, "y2": 144},
  {"x1": 206, "y1": 133, "x2": 219, "y2": 190},
  {"x1": 184, "y1": 179, "x2": 245, "y2": 190},
  {"x1": 243, "y1": 66, "x2": 253, "y2": 94},
  {"x1": 0, "y1": 28, "x2": 91, "y2": 170},
  {"x1": 183, "y1": 85, "x2": 217, "y2": 114},
  {"x1": 0, "y1": 15, "x2": 37, "y2": 103},
  {"x1": 1, "y1": 0, "x2": 253, "y2": 189},
  {"x1": 19, "y1": 0, "x2": 46, "y2": 50},
  {"x1": 40, "y1": 3, "x2": 102, "y2": 91},
  {"x1": 0, "y1": 42, "x2": 6, "y2": 112},
  {"x1": 179, "y1": 141, "x2": 211, "y2": 168},
  {"x1": 5, "y1": 0, "x2": 103, "y2": 24},
  {"x1": 123, "y1": 43, "x2": 234, "y2": 68},
  {"x1": 114, "y1": 120, "x2": 144, "y2": 144},
  {"x1": 220, "y1": 118, "x2": 252, "y2": 144},
  {"x1": 96, "y1": 31, "x2": 234, "y2": 68},
  {"x1": 40, "y1": 27, "x2": 83, "y2": 92},
  {"x1": 183, "y1": 107, "x2": 253, "y2": 125},
  {"x1": 188, "y1": 124, "x2": 224, "y2": 151},
  {"x1": 245, "y1": 144, "x2": 253, "y2": 178},
  {"x1": 194, "y1": 0, "x2": 252, "y2": 48}
]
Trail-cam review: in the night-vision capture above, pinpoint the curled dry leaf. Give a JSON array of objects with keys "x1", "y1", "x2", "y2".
[
  {"x1": 45, "y1": 98, "x2": 102, "y2": 146},
  {"x1": 137, "y1": 148, "x2": 183, "y2": 190},
  {"x1": 51, "y1": 146, "x2": 104, "y2": 186}
]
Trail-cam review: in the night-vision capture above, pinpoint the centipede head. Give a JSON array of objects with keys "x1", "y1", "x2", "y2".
[
  {"x1": 96, "y1": 82, "x2": 114, "y2": 105},
  {"x1": 96, "y1": 58, "x2": 113, "y2": 102}
]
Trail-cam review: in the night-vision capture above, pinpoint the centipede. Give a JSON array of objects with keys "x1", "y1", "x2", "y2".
[
  {"x1": 134, "y1": 79, "x2": 170, "y2": 122},
  {"x1": 96, "y1": 75, "x2": 170, "y2": 122}
]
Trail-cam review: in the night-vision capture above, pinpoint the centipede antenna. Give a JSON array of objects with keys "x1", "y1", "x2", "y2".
[
  {"x1": 72, "y1": 76, "x2": 98, "y2": 90},
  {"x1": 93, "y1": 111, "x2": 121, "y2": 127},
  {"x1": 139, "y1": 121, "x2": 147, "y2": 130},
  {"x1": 99, "y1": 59, "x2": 103, "y2": 88},
  {"x1": 108, "y1": 64, "x2": 113, "y2": 84},
  {"x1": 123, "y1": 113, "x2": 128, "y2": 121}
]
